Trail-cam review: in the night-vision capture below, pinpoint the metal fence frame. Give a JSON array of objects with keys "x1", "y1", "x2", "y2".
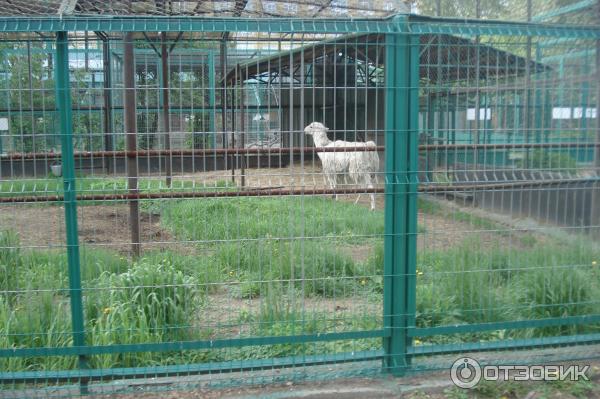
[{"x1": 0, "y1": 14, "x2": 599, "y2": 390}]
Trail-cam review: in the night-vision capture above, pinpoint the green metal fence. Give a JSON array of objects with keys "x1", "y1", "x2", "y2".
[{"x1": 0, "y1": 14, "x2": 599, "y2": 396}]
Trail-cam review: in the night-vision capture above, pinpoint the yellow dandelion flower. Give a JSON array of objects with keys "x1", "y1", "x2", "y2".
[
  {"x1": 592, "y1": 261, "x2": 597, "y2": 266},
  {"x1": 360, "y1": 279, "x2": 367, "y2": 285},
  {"x1": 417, "y1": 270, "x2": 424, "y2": 276},
  {"x1": 103, "y1": 307, "x2": 111, "y2": 315},
  {"x1": 229, "y1": 270, "x2": 235, "y2": 277},
  {"x1": 414, "y1": 339, "x2": 422, "y2": 345}
]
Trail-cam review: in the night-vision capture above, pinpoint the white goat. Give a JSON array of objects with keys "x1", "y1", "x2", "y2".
[{"x1": 304, "y1": 122, "x2": 379, "y2": 210}]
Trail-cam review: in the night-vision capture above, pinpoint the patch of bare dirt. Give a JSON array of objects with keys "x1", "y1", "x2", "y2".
[
  {"x1": 0, "y1": 204, "x2": 181, "y2": 255},
  {"x1": 200, "y1": 291, "x2": 381, "y2": 338},
  {"x1": 339, "y1": 244, "x2": 375, "y2": 263}
]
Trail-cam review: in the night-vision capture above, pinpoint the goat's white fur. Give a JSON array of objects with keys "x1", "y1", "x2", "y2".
[{"x1": 304, "y1": 122, "x2": 379, "y2": 210}]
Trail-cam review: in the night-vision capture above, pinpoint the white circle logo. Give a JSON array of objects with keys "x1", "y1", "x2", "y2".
[{"x1": 450, "y1": 357, "x2": 482, "y2": 389}]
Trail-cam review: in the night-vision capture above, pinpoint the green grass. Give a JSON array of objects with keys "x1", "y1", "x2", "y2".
[
  {"x1": 159, "y1": 196, "x2": 384, "y2": 243},
  {"x1": 216, "y1": 239, "x2": 368, "y2": 298},
  {"x1": 0, "y1": 176, "x2": 235, "y2": 199},
  {"x1": 1, "y1": 194, "x2": 600, "y2": 372},
  {"x1": 418, "y1": 196, "x2": 508, "y2": 233},
  {"x1": 416, "y1": 239, "x2": 600, "y2": 343}
]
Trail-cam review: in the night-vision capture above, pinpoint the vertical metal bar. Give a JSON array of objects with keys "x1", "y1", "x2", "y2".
[
  {"x1": 383, "y1": 31, "x2": 399, "y2": 374},
  {"x1": 473, "y1": 0, "x2": 481, "y2": 167},
  {"x1": 27, "y1": 40, "x2": 36, "y2": 153},
  {"x1": 231, "y1": 86, "x2": 236, "y2": 183},
  {"x1": 591, "y1": 5, "x2": 600, "y2": 235},
  {"x1": 534, "y1": 43, "x2": 543, "y2": 146},
  {"x1": 102, "y1": 38, "x2": 113, "y2": 155},
  {"x1": 208, "y1": 52, "x2": 217, "y2": 148},
  {"x1": 220, "y1": 39, "x2": 228, "y2": 157},
  {"x1": 239, "y1": 65, "x2": 246, "y2": 188},
  {"x1": 524, "y1": 3, "x2": 533, "y2": 166},
  {"x1": 383, "y1": 18, "x2": 416, "y2": 375},
  {"x1": 161, "y1": 32, "x2": 172, "y2": 187},
  {"x1": 55, "y1": 31, "x2": 88, "y2": 393},
  {"x1": 124, "y1": 32, "x2": 141, "y2": 257},
  {"x1": 405, "y1": 32, "x2": 420, "y2": 363}
]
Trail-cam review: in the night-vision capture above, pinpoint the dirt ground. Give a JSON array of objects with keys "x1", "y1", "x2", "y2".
[
  {"x1": 0, "y1": 163, "x2": 530, "y2": 257},
  {"x1": 1, "y1": 166, "x2": 590, "y2": 399},
  {"x1": 0, "y1": 201, "x2": 522, "y2": 258},
  {"x1": 12, "y1": 360, "x2": 599, "y2": 399},
  {"x1": 0, "y1": 204, "x2": 173, "y2": 254}
]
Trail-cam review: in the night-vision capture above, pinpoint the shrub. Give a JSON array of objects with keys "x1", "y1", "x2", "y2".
[
  {"x1": 0, "y1": 230, "x2": 22, "y2": 298},
  {"x1": 87, "y1": 259, "x2": 200, "y2": 345},
  {"x1": 217, "y1": 239, "x2": 359, "y2": 298},
  {"x1": 515, "y1": 266, "x2": 598, "y2": 337},
  {"x1": 516, "y1": 149, "x2": 578, "y2": 171}
]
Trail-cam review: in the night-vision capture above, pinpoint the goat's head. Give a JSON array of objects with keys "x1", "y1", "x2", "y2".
[{"x1": 304, "y1": 122, "x2": 329, "y2": 136}]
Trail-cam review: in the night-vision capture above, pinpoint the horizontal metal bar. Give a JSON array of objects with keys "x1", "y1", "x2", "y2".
[
  {"x1": 409, "y1": 19, "x2": 600, "y2": 38},
  {"x1": 0, "y1": 330, "x2": 385, "y2": 359},
  {"x1": 409, "y1": 332, "x2": 600, "y2": 357},
  {"x1": 0, "y1": 350, "x2": 384, "y2": 384},
  {"x1": 532, "y1": 0, "x2": 596, "y2": 22},
  {"x1": 3, "y1": 142, "x2": 595, "y2": 162},
  {"x1": 424, "y1": 177, "x2": 599, "y2": 192},
  {"x1": 0, "y1": 187, "x2": 386, "y2": 203},
  {"x1": 538, "y1": 36, "x2": 593, "y2": 47},
  {"x1": 542, "y1": 49, "x2": 596, "y2": 63},
  {"x1": 3, "y1": 178, "x2": 598, "y2": 203},
  {"x1": 0, "y1": 17, "x2": 399, "y2": 34},
  {"x1": 420, "y1": 142, "x2": 599, "y2": 151},
  {"x1": 0, "y1": 146, "x2": 384, "y2": 161},
  {"x1": 410, "y1": 314, "x2": 600, "y2": 338}
]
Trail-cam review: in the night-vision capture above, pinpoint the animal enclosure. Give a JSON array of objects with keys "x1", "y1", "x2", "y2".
[{"x1": 0, "y1": 4, "x2": 599, "y2": 397}]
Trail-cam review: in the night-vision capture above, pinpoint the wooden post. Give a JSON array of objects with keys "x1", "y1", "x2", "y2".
[
  {"x1": 101, "y1": 37, "x2": 113, "y2": 170},
  {"x1": 123, "y1": 32, "x2": 140, "y2": 257}
]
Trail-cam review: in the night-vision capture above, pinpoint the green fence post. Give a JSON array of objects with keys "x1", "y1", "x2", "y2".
[
  {"x1": 383, "y1": 19, "x2": 419, "y2": 376},
  {"x1": 208, "y1": 52, "x2": 217, "y2": 149},
  {"x1": 406, "y1": 32, "x2": 420, "y2": 362},
  {"x1": 55, "y1": 31, "x2": 88, "y2": 392}
]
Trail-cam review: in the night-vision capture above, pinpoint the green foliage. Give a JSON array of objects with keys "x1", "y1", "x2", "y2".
[
  {"x1": 185, "y1": 113, "x2": 212, "y2": 149},
  {"x1": 415, "y1": 239, "x2": 600, "y2": 343},
  {"x1": 412, "y1": 0, "x2": 513, "y2": 19},
  {"x1": 87, "y1": 258, "x2": 199, "y2": 343},
  {"x1": 0, "y1": 176, "x2": 235, "y2": 200},
  {"x1": 217, "y1": 239, "x2": 361, "y2": 298},
  {"x1": 516, "y1": 149, "x2": 578, "y2": 171},
  {"x1": 517, "y1": 266, "x2": 597, "y2": 336},
  {"x1": 0, "y1": 230, "x2": 22, "y2": 298}
]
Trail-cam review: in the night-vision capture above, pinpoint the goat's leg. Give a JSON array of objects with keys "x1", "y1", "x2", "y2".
[
  {"x1": 368, "y1": 179, "x2": 375, "y2": 211},
  {"x1": 335, "y1": 174, "x2": 345, "y2": 200},
  {"x1": 325, "y1": 172, "x2": 337, "y2": 200},
  {"x1": 351, "y1": 173, "x2": 363, "y2": 205},
  {"x1": 361, "y1": 174, "x2": 376, "y2": 211}
]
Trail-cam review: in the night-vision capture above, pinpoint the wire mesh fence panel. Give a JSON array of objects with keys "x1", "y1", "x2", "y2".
[
  {"x1": 413, "y1": 24, "x2": 600, "y2": 368},
  {"x1": 0, "y1": 12, "x2": 597, "y2": 398},
  {"x1": 0, "y1": 27, "x2": 392, "y2": 395}
]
